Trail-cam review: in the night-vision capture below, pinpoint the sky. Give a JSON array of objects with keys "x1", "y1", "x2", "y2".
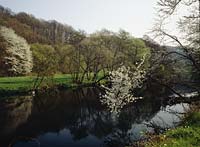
[{"x1": 0, "y1": 0, "x2": 157, "y2": 37}]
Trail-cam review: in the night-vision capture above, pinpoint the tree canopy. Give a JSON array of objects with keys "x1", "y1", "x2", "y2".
[{"x1": 0, "y1": 26, "x2": 33, "y2": 76}]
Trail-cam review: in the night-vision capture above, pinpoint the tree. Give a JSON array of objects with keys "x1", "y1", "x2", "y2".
[
  {"x1": 91, "y1": 29, "x2": 151, "y2": 72},
  {"x1": 31, "y1": 43, "x2": 58, "y2": 89},
  {"x1": 154, "y1": 0, "x2": 200, "y2": 72},
  {"x1": 68, "y1": 34, "x2": 113, "y2": 84},
  {"x1": 148, "y1": 0, "x2": 200, "y2": 95},
  {"x1": 54, "y1": 44, "x2": 74, "y2": 74},
  {"x1": 100, "y1": 55, "x2": 146, "y2": 114},
  {"x1": 0, "y1": 26, "x2": 33, "y2": 76},
  {"x1": 67, "y1": 29, "x2": 151, "y2": 85},
  {"x1": 77, "y1": 36, "x2": 113, "y2": 83}
]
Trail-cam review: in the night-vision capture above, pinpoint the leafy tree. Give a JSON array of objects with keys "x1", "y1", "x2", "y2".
[
  {"x1": 0, "y1": 26, "x2": 33, "y2": 76},
  {"x1": 78, "y1": 36, "x2": 113, "y2": 83},
  {"x1": 67, "y1": 29, "x2": 151, "y2": 84},
  {"x1": 54, "y1": 44, "x2": 75, "y2": 73},
  {"x1": 67, "y1": 34, "x2": 113, "y2": 84},
  {"x1": 91, "y1": 29, "x2": 151, "y2": 71},
  {"x1": 31, "y1": 43, "x2": 58, "y2": 89}
]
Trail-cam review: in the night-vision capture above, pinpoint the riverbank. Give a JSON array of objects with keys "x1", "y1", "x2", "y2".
[
  {"x1": 0, "y1": 74, "x2": 104, "y2": 96},
  {"x1": 139, "y1": 102, "x2": 200, "y2": 147}
]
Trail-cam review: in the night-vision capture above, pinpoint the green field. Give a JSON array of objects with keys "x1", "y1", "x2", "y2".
[
  {"x1": 0, "y1": 73, "x2": 105, "y2": 95},
  {"x1": 0, "y1": 74, "x2": 73, "y2": 93}
]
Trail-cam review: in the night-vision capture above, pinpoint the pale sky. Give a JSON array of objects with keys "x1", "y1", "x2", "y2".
[{"x1": 0, "y1": 0, "x2": 157, "y2": 37}]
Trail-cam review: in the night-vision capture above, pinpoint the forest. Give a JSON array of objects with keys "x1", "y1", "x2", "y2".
[{"x1": 0, "y1": 5, "x2": 185, "y2": 90}]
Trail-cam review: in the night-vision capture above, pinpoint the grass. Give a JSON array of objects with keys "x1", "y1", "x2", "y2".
[
  {"x1": 0, "y1": 74, "x2": 71, "y2": 91},
  {"x1": 0, "y1": 73, "x2": 106, "y2": 96},
  {"x1": 0, "y1": 76, "x2": 34, "y2": 92},
  {"x1": 143, "y1": 107, "x2": 200, "y2": 147}
]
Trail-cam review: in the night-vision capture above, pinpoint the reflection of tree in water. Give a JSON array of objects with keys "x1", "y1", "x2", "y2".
[
  {"x1": 0, "y1": 87, "x2": 187, "y2": 147},
  {"x1": 59, "y1": 88, "x2": 161, "y2": 146},
  {"x1": 0, "y1": 96, "x2": 33, "y2": 147},
  {"x1": 103, "y1": 98, "x2": 161, "y2": 147},
  {"x1": 65, "y1": 88, "x2": 115, "y2": 140}
]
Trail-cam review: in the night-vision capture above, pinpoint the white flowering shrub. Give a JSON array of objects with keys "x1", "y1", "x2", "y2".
[
  {"x1": 100, "y1": 56, "x2": 146, "y2": 114},
  {"x1": 0, "y1": 26, "x2": 33, "y2": 76}
]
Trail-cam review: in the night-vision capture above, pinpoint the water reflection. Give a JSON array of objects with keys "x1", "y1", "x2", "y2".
[{"x1": 0, "y1": 87, "x2": 189, "y2": 147}]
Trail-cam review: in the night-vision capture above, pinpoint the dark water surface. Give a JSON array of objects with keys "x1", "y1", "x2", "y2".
[{"x1": 0, "y1": 87, "x2": 189, "y2": 147}]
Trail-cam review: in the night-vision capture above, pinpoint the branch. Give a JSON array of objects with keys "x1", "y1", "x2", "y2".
[
  {"x1": 157, "y1": 0, "x2": 182, "y2": 15},
  {"x1": 158, "y1": 30, "x2": 200, "y2": 71},
  {"x1": 149, "y1": 76, "x2": 185, "y2": 99}
]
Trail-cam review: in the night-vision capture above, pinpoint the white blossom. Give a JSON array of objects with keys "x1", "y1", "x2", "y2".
[
  {"x1": 0, "y1": 26, "x2": 33, "y2": 76},
  {"x1": 100, "y1": 55, "x2": 146, "y2": 114}
]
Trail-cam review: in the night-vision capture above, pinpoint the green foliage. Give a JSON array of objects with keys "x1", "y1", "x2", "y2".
[
  {"x1": 124, "y1": 38, "x2": 151, "y2": 69},
  {"x1": 62, "y1": 29, "x2": 151, "y2": 84},
  {"x1": 0, "y1": 6, "x2": 151, "y2": 86},
  {"x1": 31, "y1": 43, "x2": 58, "y2": 76},
  {"x1": 54, "y1": 44, "x2": 75, "y2": 73},
  {"x1": 184, "y1": 112, "x2": 200, "y2": 126}
]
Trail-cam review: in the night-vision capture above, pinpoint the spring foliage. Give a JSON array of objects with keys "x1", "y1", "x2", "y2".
[{"x1": 0, "y1": 26, "x2": 33, "y2": 76}]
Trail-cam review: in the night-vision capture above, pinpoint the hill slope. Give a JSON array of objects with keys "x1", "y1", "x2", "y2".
[{"x1": 0, "y1": 5, "x2": 83, "y2": 44}]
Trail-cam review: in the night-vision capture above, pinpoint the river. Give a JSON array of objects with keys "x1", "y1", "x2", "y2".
[{"x1": 0, "y1": 87, "x2": 193, "y2": 147}]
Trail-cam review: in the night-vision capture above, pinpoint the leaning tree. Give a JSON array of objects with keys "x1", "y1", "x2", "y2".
[{"x1": 153, "y1": 0, "x2": 200, "y2": 71}]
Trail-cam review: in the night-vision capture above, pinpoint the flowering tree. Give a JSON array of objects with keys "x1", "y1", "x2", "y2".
[
  {"x1": 100, "y1": 55, "x2": 146, "y2": 114},
  {"x1": 0, "y1": 26, "x2": 33, "y2": 76}
]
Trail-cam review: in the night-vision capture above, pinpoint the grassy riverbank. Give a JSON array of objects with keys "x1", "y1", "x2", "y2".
[
  {"x1": 0, "y1": 74, "x2": 70, "y2": 89},
  {"x1": 0, "y1": 74, "x2": 104, "y2": 96},
  {"x1": 143, "y1": 105, "x2": 200, "y2": 147}
]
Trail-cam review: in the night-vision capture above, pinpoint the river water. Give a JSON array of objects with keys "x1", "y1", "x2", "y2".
[{"x1": 0, "y1": 87, "x2": 191, "y2": 147}]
